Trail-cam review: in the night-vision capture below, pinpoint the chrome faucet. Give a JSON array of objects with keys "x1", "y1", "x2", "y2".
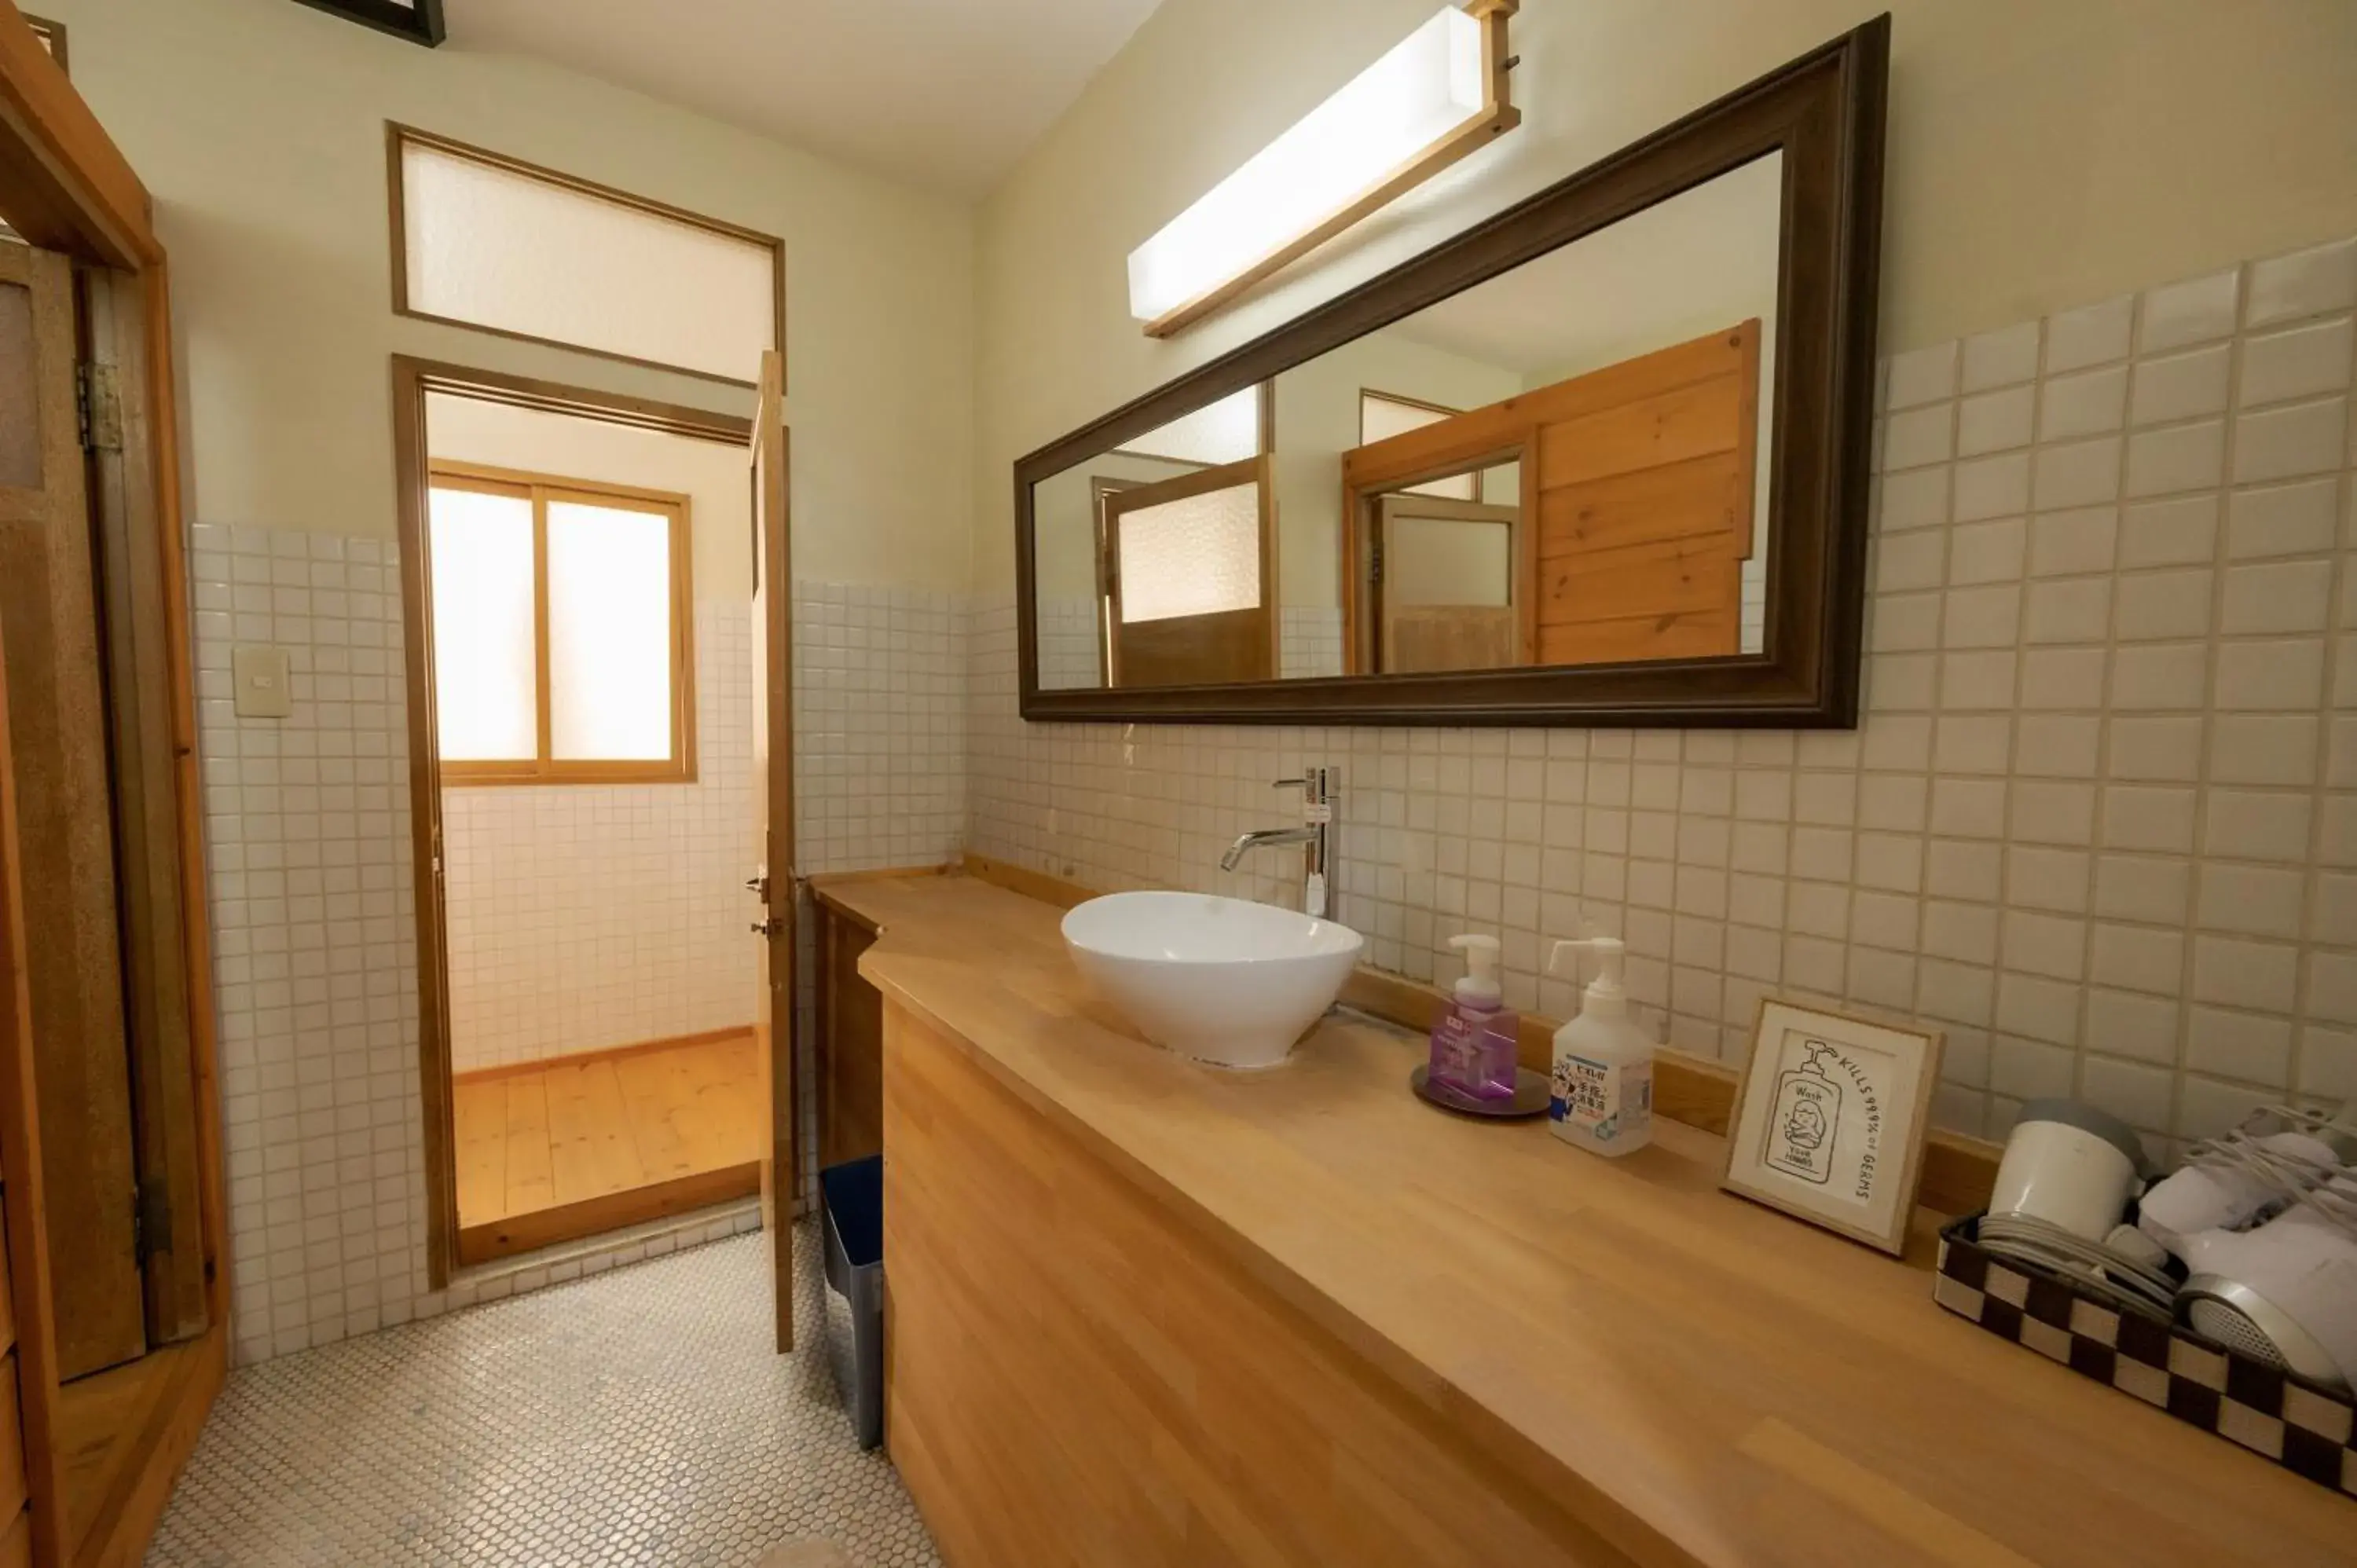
[{"x1": 1222, "y1": 768, "x2": 1334, "y2": 918}]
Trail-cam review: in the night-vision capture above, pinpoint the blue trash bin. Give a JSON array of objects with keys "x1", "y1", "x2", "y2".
[{"x1": 819, "y1": 1156, "x2": 884, "y2": 1449}]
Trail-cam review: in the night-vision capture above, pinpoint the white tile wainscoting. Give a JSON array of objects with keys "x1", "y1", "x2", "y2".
[
  {"x1": 970, "y1": 233, "x2": 2357, "y2": 1168},
  {"x1": 188, "y1": 523, "x2": 965, "y2": 1362}
]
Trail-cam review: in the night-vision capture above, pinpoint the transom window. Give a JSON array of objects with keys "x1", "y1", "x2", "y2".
[{"x1": 427, "y1": 463, "x2": 696, "y2": 785}]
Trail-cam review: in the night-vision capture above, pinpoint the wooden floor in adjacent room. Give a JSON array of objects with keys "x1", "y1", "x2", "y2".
[{"x1": 453, "y1": 1030, "x2": 763, "y2": 1264}]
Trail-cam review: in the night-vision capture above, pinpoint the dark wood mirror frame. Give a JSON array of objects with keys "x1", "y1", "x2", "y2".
[{"x1": 1015, "y1": 16, "x2": 1887, "y2": 727}]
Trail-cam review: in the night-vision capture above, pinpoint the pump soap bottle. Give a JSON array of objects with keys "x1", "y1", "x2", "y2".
[
  {"x1": 1545, "y1": 936, "x2": 1653, "y2": 1156},
  {"x1": 1428, "y1": 934, "x2": 1519, "y2": 1101}
]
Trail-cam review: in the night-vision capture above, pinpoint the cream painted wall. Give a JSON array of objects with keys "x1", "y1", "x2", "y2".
[
  {"x1": 426, "y1": 394, "x2": 753, "y2": 601},
  {"x1": 43, "y1": 0, "x2": 974, "y2": 594},
  {"x1": 973, "y1": 0, "x2": 2357, "y2": 594}
]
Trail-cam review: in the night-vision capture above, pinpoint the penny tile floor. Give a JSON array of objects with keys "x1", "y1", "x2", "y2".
[{"x1": 147, "y1": 1227, "x2": 937, "y2": 1567}]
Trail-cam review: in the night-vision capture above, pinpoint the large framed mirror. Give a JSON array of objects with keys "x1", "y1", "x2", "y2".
[{"x1": 1017, "y1": 18, "x2": 1886, "y2": 726}]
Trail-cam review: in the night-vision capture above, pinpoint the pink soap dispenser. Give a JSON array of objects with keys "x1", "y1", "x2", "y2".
[{"x1": 1428, "y1": 934, "x2": 1519, "y2": 1101}]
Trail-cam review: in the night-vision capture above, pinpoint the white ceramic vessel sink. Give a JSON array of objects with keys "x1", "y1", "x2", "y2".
[{"x1": 1061, "y1": 891, "x2": 1365, "y2": 1070}]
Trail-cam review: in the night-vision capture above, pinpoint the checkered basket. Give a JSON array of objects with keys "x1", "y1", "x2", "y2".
[{"x1": 1935, "y1": 1214, "x2": 2356, "y2": 1498}]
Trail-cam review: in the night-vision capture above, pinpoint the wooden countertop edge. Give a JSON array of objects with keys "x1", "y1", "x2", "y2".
[{"x1": 860, "y1": 958, "x2": 1692, "y2": 1568}]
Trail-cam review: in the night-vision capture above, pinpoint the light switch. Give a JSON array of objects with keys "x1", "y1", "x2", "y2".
[{"x1": 232, "y1": 645, "x2": 293, "y2": 719}]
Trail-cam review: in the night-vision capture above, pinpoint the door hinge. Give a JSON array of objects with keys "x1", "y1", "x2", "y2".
[
  {"x1": 76, "y1": 362, "x2": 123, "y2": 454},
  {"x1": 133, "y1": 1181, "x2": 171, "y2": 1262},
  {"x1": 1370, "y1": 537, "x2": 1385, "y2": 587}
]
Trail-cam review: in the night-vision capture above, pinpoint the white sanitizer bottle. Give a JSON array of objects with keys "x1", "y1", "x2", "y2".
[{"x1": 1545, "y1": 936, "x2": 1654, "y2": 1157}]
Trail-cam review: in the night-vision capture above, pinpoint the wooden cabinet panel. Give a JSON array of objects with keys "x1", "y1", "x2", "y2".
[
  {"x1": 818, "y1": 910, "x2": 882, "y2": 1170},
  {"x1": 0, "y1": 1508, "x2": 24, "y2": 1568},
  {"x1": 882, "y1": 1001, "x2": 1628, "y2": 1568}
]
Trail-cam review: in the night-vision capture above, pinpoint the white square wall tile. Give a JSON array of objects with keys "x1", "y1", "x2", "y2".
[
  {"x1": 2044, "y1": 295, "x2": 2132, "y2": 374},
  {"x1": 1963, "y1": 321, "x2": 2042, "y2": 391},
  {"x1": 2140, "y1": 268, "x2": 2241, "y2": 354},
  {"x1": 2245, "y1": 237, "x2": 2357, "y2": 328},
  {"x1": 2124, "y1": 421, "x2": 2226, "y2": 500},
  {"x1": 2039, "y1": 366, "x2": 2128, "y2": 443},
  {"x1": 2227, "y1": 478, "x2": 2341, "y2": 560},
  {"x1": 2033, "y1": 438, "x2": 2122, "y2": 512},
  {"x1": 2220, "y1": 560, "x2": 2333, "y2": 636},
  {"x1": 1886, "y1": 341, "x2": 1959, "y2": 410},
  {"x1": 2239, "y1": 317, "x2": 2354, "y2": 407},
  {"x1": 1953, "y1": 453, "x2": 2031, "y2": 522},
  {"x1": 1958, "y1": 387, "x2": 2034, "y2": 456},
  {"x1": 1882, "y1": 404, "x2": 1955, "y2": 471},
  {"x1": 2130, "y1": 345, "x2": 2232, "y2": 427},
  {"x1": 2118, "y1": 495, "x2": 2220, "y2": 569},
  {"x1": 2232, "y1": 397, "x2": 2348, "y2": 484}
]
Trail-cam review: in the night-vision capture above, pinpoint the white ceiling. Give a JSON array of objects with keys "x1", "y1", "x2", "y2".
[{"x1": 443, "y1": 0, "x2": 1168, "y2": 199}]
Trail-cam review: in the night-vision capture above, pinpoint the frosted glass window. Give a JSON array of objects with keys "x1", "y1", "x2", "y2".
[
  {"x1": 398, "y1": 131, "x2": 779, "y2": 384},
  {"x1": 1118, "y1": 482, "x2": 1261, "y2": 624},
  {"x1": 1361, "y1": 391, "x2": 1477, "y2": 500},
  {"x1": 1391, "y1": 517, "x2": 1511, "y2": 606},
  {"x1": 428, "y1": 486, "x2": 538, "y2": 760},
  {"x1": 547, "y1": 500, "x2": 673, "y2": 761},
  {"x1": 1118, "y1": 386, "x2": 1263, "y2": 466},
  {"x1": 427, "y1": 469, "x2": 692, "y2": 783}
]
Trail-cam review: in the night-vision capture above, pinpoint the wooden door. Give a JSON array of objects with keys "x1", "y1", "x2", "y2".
[
  {"x1": 1529, "y1": 320, "x2": 1760, "y2": 663},
  {"x1": 1101, "y1": 455, "x2": 1274, "y2": 687},
  {"x1": 747, "y1": 350, "x2": 798, "y2": 1353},
  {"x1": 1374, "y1": 494, "x2": 1523, "y2": 674},
  {"x1": 0, "y1": 240, "x2": 145, "y2": 1378}
]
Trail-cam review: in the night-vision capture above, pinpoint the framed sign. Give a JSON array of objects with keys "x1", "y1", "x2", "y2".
[{"x1": 1722, "y1": 998, "x2": 1942, "y2": 1255}]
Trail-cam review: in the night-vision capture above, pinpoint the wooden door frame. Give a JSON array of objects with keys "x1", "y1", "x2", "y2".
[
  {"x1": 387, "y1": 355, "x2": 752, "y2": 1291},
  {"x1": 1344, "y1": 437, "x2": 1530, "y2": 676},
  {"x1": 749, "y1": 350, "x2": 797, "y2": 1352},
  {"x1": 0, "y1": 5, "x2": 229, "y2": 1562}
]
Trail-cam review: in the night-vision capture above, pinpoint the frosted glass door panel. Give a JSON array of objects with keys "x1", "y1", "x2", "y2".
[
  {"x1": 547, "y1": 500, "x2": 673, "y2": 760},
  {"x1": 400, "y1": 137, "x2": 776, "y2": 383},
  {"x1": 429, "y1": 487, "x2": 538, "y2": 760},
  {"x1": 1117, "y1": 482, "x2": 1261, "y2": 624},
  {"x1": 1391, "y1": 517, "x2": 1511, "y2": 606}
]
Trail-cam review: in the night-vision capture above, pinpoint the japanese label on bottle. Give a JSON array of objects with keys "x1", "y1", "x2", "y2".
[{"x1": 1549, "y1": 1054, "x2": 1653, "y2": 1143}]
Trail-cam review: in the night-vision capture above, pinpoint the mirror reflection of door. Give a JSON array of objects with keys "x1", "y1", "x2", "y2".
[
  {"x1": 1095, "y1": 454, "x2": 1276, "y2": 687},
  {"x1": 1375, "y1": 494, "x2": 1523, "y2": 674},
  {"x1": 1350, "y1": 319, "x2": 1761, "y2": 673}
]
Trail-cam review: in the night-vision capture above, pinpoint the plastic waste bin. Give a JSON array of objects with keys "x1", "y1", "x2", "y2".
[{"x1": 819, "y1": 1155, "x2": 884, "y2": 1449}]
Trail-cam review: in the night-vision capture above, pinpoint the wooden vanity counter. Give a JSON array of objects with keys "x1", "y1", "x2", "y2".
[{"x1": 821, "y1": 873, "x2": 2355, "y2": 1568}]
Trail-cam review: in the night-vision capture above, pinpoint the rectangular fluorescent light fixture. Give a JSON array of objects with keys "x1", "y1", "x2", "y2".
[{"x1": 1127, "y1": 2, "x2": 1517, "y2": 339}]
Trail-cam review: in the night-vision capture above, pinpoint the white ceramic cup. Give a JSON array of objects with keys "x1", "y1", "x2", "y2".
[{"x1": 1989, "y1": 1100, "x2": 2146, "y2": 1243}]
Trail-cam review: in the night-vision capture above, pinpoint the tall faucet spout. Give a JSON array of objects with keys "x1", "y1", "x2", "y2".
[{"x1": 1221, "y1": 826, "x2": 1317, "y2": 871}]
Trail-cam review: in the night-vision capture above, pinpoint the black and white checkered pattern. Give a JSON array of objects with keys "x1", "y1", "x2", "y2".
[{"x1": 1936, "y1": 1217, "x2": 2357, "y2": 1498}]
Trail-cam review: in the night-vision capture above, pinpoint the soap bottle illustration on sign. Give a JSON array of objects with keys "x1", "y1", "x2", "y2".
[{"x1": 1764, "y1": 1039, "x2": 1842, "y2": 1185}]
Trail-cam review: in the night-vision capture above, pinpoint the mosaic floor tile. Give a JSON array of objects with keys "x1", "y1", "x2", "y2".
[{"x1": 149, "y1": 1227, "x2": 937, "y2": 1568}]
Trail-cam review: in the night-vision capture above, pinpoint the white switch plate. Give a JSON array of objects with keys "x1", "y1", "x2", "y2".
[{"x1": 232, "y1": 644, "x2": 293, "y2": 719}]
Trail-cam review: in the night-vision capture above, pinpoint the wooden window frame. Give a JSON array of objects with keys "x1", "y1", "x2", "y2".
[
  {"x1": 426, "y1": 460, "x2": 698, "y2": 786},
  {"x1": 387, "y1": 123, "x2": 787, "y2": 390}
]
